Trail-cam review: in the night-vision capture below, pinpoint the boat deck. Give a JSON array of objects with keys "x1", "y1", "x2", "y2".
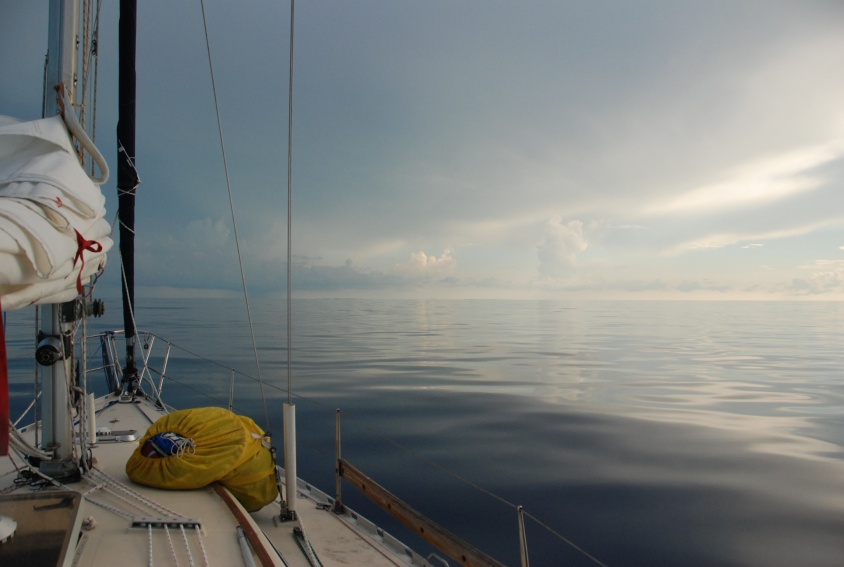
[{"x1": 0, "y1": 393, "x2": 426, "y2": 567}]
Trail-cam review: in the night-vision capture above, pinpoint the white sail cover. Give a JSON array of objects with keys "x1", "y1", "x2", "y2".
[{"x1": 0, "y1": 115, "x2": 112, "y2": 311}]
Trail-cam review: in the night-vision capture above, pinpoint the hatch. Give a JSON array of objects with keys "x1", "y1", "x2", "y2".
[{"x1": 0, "y1": 491, "x2": 82, "y2": 566}]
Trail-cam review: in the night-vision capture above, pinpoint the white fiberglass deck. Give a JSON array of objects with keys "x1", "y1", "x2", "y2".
[{"x1": 0, "y1": 393, "x2": 428, "y2": 567}]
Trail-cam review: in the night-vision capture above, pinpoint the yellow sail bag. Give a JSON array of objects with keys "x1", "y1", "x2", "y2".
[{"x1": 125, "y1": 407, "x2": 278, "y2": 511}]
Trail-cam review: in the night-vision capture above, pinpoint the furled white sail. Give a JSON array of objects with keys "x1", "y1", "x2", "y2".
[{"x1": 0, "y1": 115, "x2": 112, "y2": 311}]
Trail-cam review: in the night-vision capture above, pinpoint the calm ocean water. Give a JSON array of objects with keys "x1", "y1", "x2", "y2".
[{"x1": 6, "y1": 298, "x2": 844, "y2": 566}]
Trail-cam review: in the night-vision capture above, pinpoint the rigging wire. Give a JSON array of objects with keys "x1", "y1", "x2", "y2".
[
  {"x1": 198, "y1": 0, "x2": 271, "y2": 433},
  {"x1": 522, "y1": 509, "x2": 608, "y2": 567}
]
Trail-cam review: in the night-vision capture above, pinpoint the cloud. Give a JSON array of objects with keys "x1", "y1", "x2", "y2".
[
  {"x1": 798, "y1": 259, "x2": 844, "y2": 272},
  {"x1": 393, "y1": 249, "x2": 457, "y2": 277},
  {"x1": 185, "y1": 217, "x2": 231, "y2": 250},
  {"x1": 286, "y1": 252, "x2": 462, "y2": 294},
  {"x1": 137, "y1": 286, "x2": 239, "y2": 300},
  {"x1": 8, "y1": 2, "x2": 844, "y2": 301},
  {"x1": 616, "y1": 224, "x2": 647, "y2": 230},
  {"x1": 133, "y1": 216, "x2": 240, "y2": 290},
  {"x1": 294, "y1": 259, "x2": 400, "y2": 291},
  {"x1": 645, "y1": 140, "x2": 844, "y2": 216},
  {"x1": 677, "y1": 279, "x2": 733, "y2": 293},
  {"x1": 537, "y1": 217, "x2": 588, "y2": 279},
  {"x1": 784, "y1": 259, "x2": 844, "y2": 295},
  {"x1": 666, "y1": 218, "x2": 844, "y2": 255}
]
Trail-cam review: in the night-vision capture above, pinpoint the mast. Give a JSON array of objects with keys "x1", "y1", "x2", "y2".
[
  {"x1": 117, "y1": 0, "x2": 139, "y2": 394},
  {"x1": 39, "y1": 0, "x2": 79, "y2": 480}
]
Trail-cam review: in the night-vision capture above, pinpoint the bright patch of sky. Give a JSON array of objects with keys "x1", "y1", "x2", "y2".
[{"x1": 3, "y1": 0, "x2": 844, "y2": 299}]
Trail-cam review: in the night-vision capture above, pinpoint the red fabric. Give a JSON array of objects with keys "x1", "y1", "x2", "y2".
[
  {"x1": 73, "y1": 229, "x2": 103, "y2": 294},
  {"x1": 0, "y1": 299, "x2": 8, "y2": 456}
]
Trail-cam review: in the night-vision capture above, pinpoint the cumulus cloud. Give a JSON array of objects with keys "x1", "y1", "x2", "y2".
[
  {"x1": 395, "y1": 249, "x2": 457, "y2": 276},
  {"x1": 786, "y1": 259, "x2": 844, "y2": 295},
  {"x1": 537, "y1": 217, "x2": 588, "y2": 279}
]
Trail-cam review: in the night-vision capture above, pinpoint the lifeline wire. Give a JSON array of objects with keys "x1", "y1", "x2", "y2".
[{"x1": 198, "y1": 0, "x2": 271, "y2": 433}]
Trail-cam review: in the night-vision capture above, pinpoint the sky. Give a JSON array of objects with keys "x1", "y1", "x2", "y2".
[{"x1": 3, "y1": 0, "x2": 844, "y2": 300}]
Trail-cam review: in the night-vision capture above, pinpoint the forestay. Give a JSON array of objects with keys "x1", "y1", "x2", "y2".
[{"x1": 0, "y1": 115, "x2": 112, "y2": 310}]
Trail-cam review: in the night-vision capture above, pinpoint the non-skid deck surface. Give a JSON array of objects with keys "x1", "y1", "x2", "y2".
[{"x1": 0, "y1": 393, "x2": 409, "y2": 567}]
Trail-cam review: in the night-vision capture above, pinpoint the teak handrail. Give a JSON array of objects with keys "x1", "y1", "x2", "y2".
[{"x1": 338, "y1": 458, "x2": 506, "y2": 567}]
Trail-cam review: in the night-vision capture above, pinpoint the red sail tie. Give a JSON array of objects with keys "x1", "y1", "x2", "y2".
[{"x1": 73, "y1": 229, "x2": 103, "y2": 295}]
